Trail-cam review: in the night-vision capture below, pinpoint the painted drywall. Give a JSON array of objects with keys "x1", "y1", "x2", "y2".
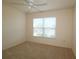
[
  {"x1": 2, "y1": 4, "x2": 26, "y2": 50},
  {"x1": 72, "y1": 7, "x2": 76, "y2": 55},
  {"x1": 26, "y1": 8, "x2": 73, "y2": 48}
]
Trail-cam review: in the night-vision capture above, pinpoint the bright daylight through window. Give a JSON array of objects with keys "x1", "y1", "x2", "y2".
[{"x1": 33, "y1": 17, "x2": 56, "y2": 38}]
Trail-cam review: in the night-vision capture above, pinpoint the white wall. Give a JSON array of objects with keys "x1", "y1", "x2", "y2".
[
  {"x1": 2, "y1": 4, "x2": 26, "y2": 50},
  {"x1": 26, "y1": 8, "x2": 73, "y2": 48},
  {"x1": 2, "y1": 4, "x2": 74, "y2": 50},
  {"x1": 2, "y1": 1, "x2": 75, "y2": 53}
]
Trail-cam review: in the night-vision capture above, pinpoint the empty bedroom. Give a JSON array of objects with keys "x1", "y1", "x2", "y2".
[{"x1": 2, "y1": 0, "x2": 76, "y2": 59}]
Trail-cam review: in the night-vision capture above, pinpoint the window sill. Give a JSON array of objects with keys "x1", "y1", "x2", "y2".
[{"x1": 32, "y1": 36, "x2": 56, "y2": 39}]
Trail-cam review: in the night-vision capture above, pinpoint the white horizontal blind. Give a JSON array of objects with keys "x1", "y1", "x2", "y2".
[{"x1": 33, "y1": 17, "x2": 56, "y2": 38}]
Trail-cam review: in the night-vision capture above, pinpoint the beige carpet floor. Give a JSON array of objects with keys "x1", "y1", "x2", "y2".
[{"x1": 3, "y1": 41, "x2": 75, "y2": 59}]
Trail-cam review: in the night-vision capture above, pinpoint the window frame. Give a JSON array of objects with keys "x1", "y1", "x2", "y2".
[{"x1": 32, "y1": 17, "x2": 56, "y2": 38}]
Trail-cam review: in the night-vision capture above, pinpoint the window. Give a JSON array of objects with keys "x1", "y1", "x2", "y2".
[{"x1": 33, "y1": 17, "x2": 56, "y2": 38}]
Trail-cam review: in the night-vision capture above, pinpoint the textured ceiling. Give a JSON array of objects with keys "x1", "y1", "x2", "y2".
[{"x1": 3, "y1": 0, "x2": 75, "y2": 13}]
